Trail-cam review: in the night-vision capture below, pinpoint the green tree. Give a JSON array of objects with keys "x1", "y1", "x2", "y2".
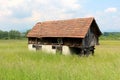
[
  {"x1": 0, "y1": 30, "x2": 8, "y2": 39},
  {"x1": 3, "y1": 31, "x2": 9, "y2": 39},
  {"x1": 0, "y1": 30, "x2": 3, "y2": 39},
  {"x1": 9, "y1": 30, "x2": 21, "y2": 39}
]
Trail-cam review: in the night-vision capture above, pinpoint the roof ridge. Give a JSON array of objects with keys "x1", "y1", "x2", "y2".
[{"x1": 38, "y1": 17, "x2": 94, "y2": 24}]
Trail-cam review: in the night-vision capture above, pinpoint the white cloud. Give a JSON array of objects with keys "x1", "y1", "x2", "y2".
[
  {"x1": 0, "y1": 9, "x2": 12, "y2": 17},
  {"x1": 61, "y1": 0, "x2": 81, "y2": 10},
  {"x1": 0, "y1": 0, "x2": 24, "y2": 18},
  {"x1": 0, "y1": 0, "x2": 82, "y2": 31},
  {"x1": 105, "y1": 7, "x2": 117, "y2": 13},
  {"x1": 1, "y1": 0, "x2": 119, "y2": 32},
  {"x1": 84, "y1": 14, "x2": 94, "y2": 17},
  {"x1": 0, "y1": 0, "x2": 23, "y2": 7},
  {"x1": 0, "y1": 0, "x2": 81, "y2": 20}
]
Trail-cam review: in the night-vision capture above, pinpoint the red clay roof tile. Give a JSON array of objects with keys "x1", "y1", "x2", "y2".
[{"x1": 27, "y1": 17, "x2": 99, "y2": 38}]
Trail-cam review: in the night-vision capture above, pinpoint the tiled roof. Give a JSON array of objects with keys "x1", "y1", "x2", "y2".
[{"x1": 27, "y1": 17, "x2": 100, "y2": 38}]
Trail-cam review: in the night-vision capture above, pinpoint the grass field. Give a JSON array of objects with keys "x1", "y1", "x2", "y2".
[{"x1": 0, "y1": 40, "x2": 120, "y2": 80}]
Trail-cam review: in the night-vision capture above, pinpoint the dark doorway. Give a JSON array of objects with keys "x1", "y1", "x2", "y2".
[{"x1": 69, "y1": 47, "x2": 82, "y2": 55}]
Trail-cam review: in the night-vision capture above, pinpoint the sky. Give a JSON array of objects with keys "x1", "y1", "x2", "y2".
[{"x1": 0, "y1": 0, "x2": 120, "y2": 32}]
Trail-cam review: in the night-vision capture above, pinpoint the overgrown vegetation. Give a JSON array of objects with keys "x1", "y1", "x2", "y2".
[{"x1": 0, "y1": 40, "x2": 120, "y2": 80}]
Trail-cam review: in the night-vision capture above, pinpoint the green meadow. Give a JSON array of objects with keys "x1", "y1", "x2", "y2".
[{"x1": 0, "y1": 40, "x2": 120, "y2": 80}]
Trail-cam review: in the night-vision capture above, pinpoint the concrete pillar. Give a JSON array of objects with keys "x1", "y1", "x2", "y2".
[{"x1": 62, "y1": 46, "x2": 71, "y2": 55}]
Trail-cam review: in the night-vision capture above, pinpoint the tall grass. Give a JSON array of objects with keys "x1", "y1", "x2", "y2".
[{"x1": 0, "y1": 40, "x2": 120, "y2": 80}]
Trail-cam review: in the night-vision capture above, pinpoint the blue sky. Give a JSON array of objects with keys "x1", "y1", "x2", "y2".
[{"x1": 0, "y1": 0, "x2": 120, "y2": 32}]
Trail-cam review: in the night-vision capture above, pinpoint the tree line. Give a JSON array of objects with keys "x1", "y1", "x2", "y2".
[
  {"x1": 0, "y1": 30, "x2": 120, "y2": 40},
  {"x1": 100, "y1": 32, "x2": 120, "y2": 40},
  {"x1": 0, "y1": 30, "x2": 30, "y2": 39}
]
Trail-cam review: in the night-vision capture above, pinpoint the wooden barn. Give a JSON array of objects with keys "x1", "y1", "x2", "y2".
[{"x1": 27, "y1": 17, "x2": 102, "y2": 56}]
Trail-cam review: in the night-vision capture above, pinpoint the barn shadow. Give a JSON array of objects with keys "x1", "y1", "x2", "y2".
[{"x1": 69, "y1": 47, "x2": 94, "y2": 57}]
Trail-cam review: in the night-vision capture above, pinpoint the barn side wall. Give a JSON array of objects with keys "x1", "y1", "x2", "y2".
[
  {"x1": 42, "y1": 45, "x2": 56, "y2": 54},
  {"x1": 28, "y1": 44, "x2": 36, "y2": 51},
  {"x1": 28, "y1": 44, "x2": 73, "y2": 55},
  {"x1": 82, "y1": 26, "x2": 98, "y2": 47},
  {"x1": 42, "y1": 45, "x2": 73, "y2": 55}
]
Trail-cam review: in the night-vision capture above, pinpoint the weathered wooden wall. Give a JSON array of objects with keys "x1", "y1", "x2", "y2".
[
  {"x1": 28, "y1": 37, "x2": 83, "y2": 47},
  {"x1": 82, "y1": 21, "x2": 99, "y2": 48}
]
